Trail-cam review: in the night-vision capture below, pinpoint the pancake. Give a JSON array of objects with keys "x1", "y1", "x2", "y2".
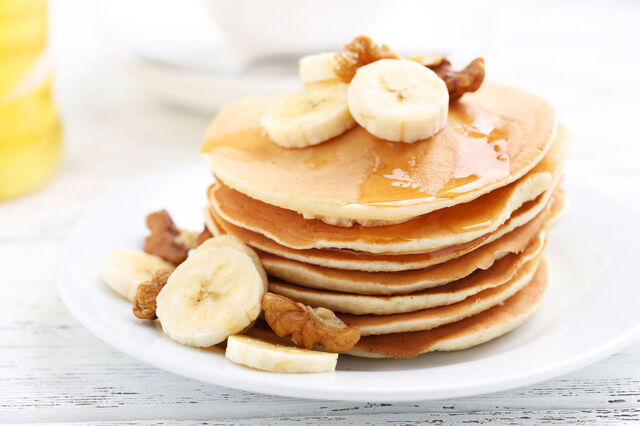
[
  {"x1": 263, "y1": 214, "x2": 547, "y2": 295},
  {"x1": 268, "y1": 233, "x2": 545, "y2": 314},
  {"x1": 206, "y1": 187, "x2": 565, "y2": 273},
  {"x1": 348, "y1": 257, "x2": 549, "y2": 358},
  {"x1": 545, "y1": 187, "x2": 568, "y2": 230},
  {"x1": 203, "y1": 207, "x2": 224, "y2": 237},
  {"x1": 202, "y1": 83, "x2": 557, "y2": 223},
  {"x1": 208, "y1": 126, "x2": 569, "y2": 254},
  {"x1": 339, "y1": 254, "x2": 542, "y2": 335}
]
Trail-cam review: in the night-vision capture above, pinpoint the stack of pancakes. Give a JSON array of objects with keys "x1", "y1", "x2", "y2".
[{"x1": 201, "y1": 83, "x2": 570, "y2": 358}]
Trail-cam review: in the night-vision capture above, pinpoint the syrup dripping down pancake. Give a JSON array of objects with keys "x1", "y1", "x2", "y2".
[
  {"x1": 208, "y1": 127, "x2": 568, "y2": 254},
  {"x1": 206, "y1": 187, "x2": 565, "y2": 273}
]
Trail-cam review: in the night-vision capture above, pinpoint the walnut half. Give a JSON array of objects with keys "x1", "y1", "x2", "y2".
[
  {"x1": 334, "y1": 35, "x2": 399, "y2": 83},
  {"x1": 333, "y1": 35, "x2": 484, "y2": 102},
  {"x1": 426, "y1": 57, "x2": 485, "y2": 101},
  {"x1": 133, "y1": 269, "x2": 173, "y2": 319},
  {"x1": 262, "y1": 292, "x2": 361, "y2": 353},
  {"x1": 144, "y1": 210, "x2": 191, "y2": 265}
]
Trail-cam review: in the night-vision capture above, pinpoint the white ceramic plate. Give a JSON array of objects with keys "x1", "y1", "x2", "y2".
[
  {"x1": 108, "y1": 49, "x2": 298, "y2": 112},
  {"x1": 57, "y1": 164, "x2": 640, "y2": 401}
]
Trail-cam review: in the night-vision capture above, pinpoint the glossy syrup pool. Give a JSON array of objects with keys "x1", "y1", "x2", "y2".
[{"x1": 356, "y1": 105, "x2": 512, "y2": 206}]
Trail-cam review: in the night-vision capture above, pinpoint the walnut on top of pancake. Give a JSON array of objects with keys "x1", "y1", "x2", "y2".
[
  {"x1": 333, "y1": 35, "x2": 399, "y2": 82},
  {"x1": 408, "y1": 54, "x2": 485, "y2": 101},
  {"x1": 262, "y1": 292, "x2": 361, "y2": 353},
  {"x1": 260, "y1": 35, "x2": 485, "y2": 148},
  {"x1": 335, "y1": 36, "x2": 485, "y2": 100}
]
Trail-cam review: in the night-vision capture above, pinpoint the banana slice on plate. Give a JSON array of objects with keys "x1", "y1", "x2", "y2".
[
  {"x1": 193, "y1": 234, "x2": 263, "y2": 267},
  {"x1": 225, "y1": 335, "x2": 338, "y2": 373},
  {"x1": 103, "y1": 250, "x2": 174, "y2": 301},
  {"x1": 347, "y1": 59, "x2": 449, "y2": 143},
  {"x1": 156, "y1": 236, "x2": 267, "y2": 347},
  {"x1": 260, "y1": 82, "x2": 355, "y2": 148},
  {"x1": 299, "y1": 52, "x2": 339, "y2": 85}
]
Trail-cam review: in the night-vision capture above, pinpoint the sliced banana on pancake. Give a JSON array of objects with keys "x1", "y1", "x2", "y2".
[
  {"x1": 203, "y1": 85, "x2": 558, "y2": 223},
  {"x1": 225, "y1": 335, "x2": 338, "y2": 373},
  {"x1": 260, "y1": 82, "x2": 355, "y2": 148},
  {"x1": 103, "y1": 250, "x2": 174, "y2": 301},
  {"x1": 348, "y1": 59, "x2": 449, "y2": 142},
  {"x1": 156, "y1": 236, "x2": 267, "y2": 347},
  {"x1": 299, "y1": 52, "x2": 340, "y2": 85}
]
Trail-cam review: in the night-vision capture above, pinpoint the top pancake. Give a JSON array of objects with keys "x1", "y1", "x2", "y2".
[
  {"x1": 208, "y1": 126, "x2": 569, "y2": 254},
  {"x1": 201, "y1": 83, "x2": 557, "y2": 223}
]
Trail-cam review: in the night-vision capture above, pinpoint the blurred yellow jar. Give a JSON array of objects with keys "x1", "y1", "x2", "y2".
[{"x1": 0, "y1": 0, "x2": 61, "y2": 200}]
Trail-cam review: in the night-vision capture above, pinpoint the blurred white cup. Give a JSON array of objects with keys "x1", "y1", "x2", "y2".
[{"x1": 204, "y1": 0, "x2": 392, "y2": 62}]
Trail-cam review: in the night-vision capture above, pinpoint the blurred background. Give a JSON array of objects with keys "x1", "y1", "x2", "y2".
[{"x1": 1, "y1": 0, "x2": 639, "y2": 237}]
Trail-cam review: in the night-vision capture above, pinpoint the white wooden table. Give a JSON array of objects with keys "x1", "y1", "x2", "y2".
[{"x1": 2, "y1": 1, "x2": 640, "y2": 423}]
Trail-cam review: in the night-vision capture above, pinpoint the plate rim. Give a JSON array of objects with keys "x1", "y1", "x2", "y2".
[{"x1": 56, "y1": 163, "x2": 640, "y2": 401}]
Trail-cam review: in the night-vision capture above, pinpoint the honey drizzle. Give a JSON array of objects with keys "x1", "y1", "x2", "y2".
[
  {"x1": 203, "y1": 98, "x2": 517, "y2": 210},
  {"x1": 356, "y1": 105, "x2": 512, "y2": 206}
]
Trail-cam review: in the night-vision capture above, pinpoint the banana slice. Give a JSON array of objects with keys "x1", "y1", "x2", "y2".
[
  {"x1": 260, "y1": 82, "x2": 355, "y2": 148},
  {"x1": 103, "y1": 250, "x2": 173, "y2": 301},
  {"x1": 225, "y1": 335, "x2": 338, "y2": 373},
  {"x1": 156, "y1": 236, "x2": 267, "y2": 347},
  {"x1": 195, "y1": 235, "x2": 266, "y2": 278},
  {"x1": 347, "y1": 59, "x2": 449, "y2": 143},
  {"x1": 299, "y1": 52, "x2": 339, "y2": 85}
]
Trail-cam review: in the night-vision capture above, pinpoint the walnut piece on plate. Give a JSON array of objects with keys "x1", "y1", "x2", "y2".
[
  {"x1": 262, "y1": 292, "x2": 361, "y2": 353},
  {"x1": 144, "y1": 209, "x2": 193, "y2": 264},
  {"x1": 334, "y1": 35, "x2": 399, "y2": 83},
  {"x1": 133, "y1": 269, "x2": 173, "y2": 319}
]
